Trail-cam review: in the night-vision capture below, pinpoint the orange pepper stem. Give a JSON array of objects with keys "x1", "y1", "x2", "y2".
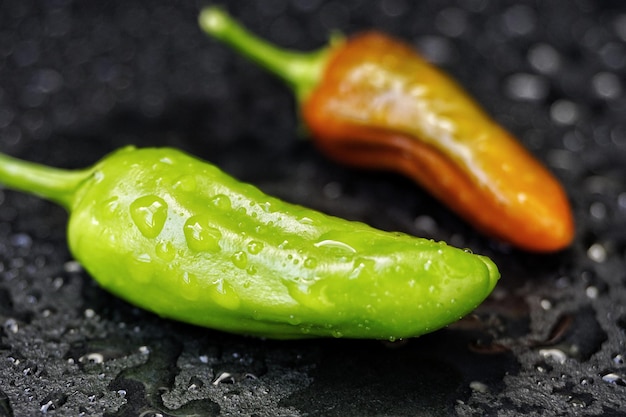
[{"x1": 198, "y1": 6, "x2": 333, "y2": 102}]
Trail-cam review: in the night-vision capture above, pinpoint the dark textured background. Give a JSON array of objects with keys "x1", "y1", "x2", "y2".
[{"x1": 1, "y1": 0, "x2": 626, "y2": 416}]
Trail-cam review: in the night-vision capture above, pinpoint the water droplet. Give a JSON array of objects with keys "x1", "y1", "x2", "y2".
[
  {"x1": 181, "y1": 271, "x2": 200, "y2": 301},
  {"x1": 613, "y1": 354, "x2": 625, "y2": 365},
  {"x1": 423, "y1": 259, "x2": 432, "y2": 271},
  {"x1": 539, "y1": 348, "x2": 568, "y2": 364},
  {"x1": 79, "y1": 352, "x2": 105, "y2": 364},
  {"x1": 601, "y1": 372, "x2": 626, "y2": 386},
  {"x1": 100, "y1": 196, "x2": 119, "y2": 220},
  {"x1": 284, "y1": 277, "x2": 331, "y2": 313},
  {"x1": 136, "y1": 253, "x2": 151, "y2": 263},
  {"x1": 130, "y1": 195, "x2": 168, "y2": 238},
  {"x1": 504, "y1": 73, "x2": 548, "y2": 101},
  {"x1": 213, "y1": 372, "x2": 234, "y2": 385},
  {"x1": 173, "y1": 174, "x2": 197, "y2": 192},
  {"x1": 331, "y1": 330, "x2": 343, "y2": 338},
  {"x1": 618, "y1": 192, "x2": 626, "y2": 210},
  {"x1": 304, "y1": 257, "x2": 318, "y2": 269},
  {"x1": 4, "y1": 318, "x2": 19, "y2": 333},
  {"x1": 535, "y1": 362, "x2": 552, "y2": 373},
  {"x1": 550, "y1": 100, "x2": 579, "y2": 126},
  {"x1": 183, "y1": 215, "x2": 222, "y2": 252},
  {"x1": 323, "y1": 182, "x2": 342, "y2": 199},
  {"x1": 155, "y1": 240, "x2": 176, "y2": 261},
  {"x1": 591, "y1": 72, "x2": 622, "y2": 99},
  {"x1": 10, "y1": 233, "x2": 32, "y2": 248},
  {"x1": 528, "y1": 43, "x2": 561, "y2": 74},
  {"x1": 129, "y1": 253, "x2": 154, "y2": 283},
  {"x1": 64, "y1": 261, "x2": 82, "y2": 273},
  {"x1": 414, "y1": 215, "x2": 438, "y2": 235},
  {"x1": 587, "y1": 243, "x2": 607, "y2": 263},
  {"x1": 589, "y1": 202, "x2": 607, "y2": 220},
  {"x1": 299, "y1": 325, "x2": 312, "y2": 335},
  {"x1": 349, "y1": 258, "x2": 375, "y2": 279},
  {"x1": 211, "y1": 194, "x2": 232, "y2": 211},
  {"x1": 258, "y1": 201, "x2": 271, "y2": 213},
  {"x1": 209, "y1": 279, "x2": 240, "y2": 310},
  {"x1": 585, "y1": 286, "x2": 599, "y2": 299},
  {"x1": 231, "y1": 251, "x2": 248, "y2": 269},
  {"x1": 39, "y1": 392, "x2": 68, "y2": 413},
  {"x1": 502, "y1": 4, "x2": 536, "y2": 36},
  {"x1": 247, "y1": 240, "x2": 264, "y2": 255},
  {"x1": 52, "y1": 276, "x2": 65, "y2": 290},
  {"x1": 562, "y1": 130, "x2": 585, "y2": 152},
  {"x1": 93, "y1": 170, "x2": 105, "y2": 183},
  {"x1": 314, "y1": 239, "x2": 356, "y2": 254},
  {"x1": 416, "y1": 35, "x2": 455, "y2": 65},
  {"x1": 469, "y1": 381, "x2": 489, "y2": 393}
]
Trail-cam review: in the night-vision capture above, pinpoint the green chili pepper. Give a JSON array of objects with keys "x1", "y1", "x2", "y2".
[{"x1": 0, "y1": 147, "x2": 499, "y2": 339}]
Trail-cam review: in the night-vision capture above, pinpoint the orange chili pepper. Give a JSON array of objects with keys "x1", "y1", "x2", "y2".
[{"x1": 199, "y1": 7, "x2": 575, "y2": 252}]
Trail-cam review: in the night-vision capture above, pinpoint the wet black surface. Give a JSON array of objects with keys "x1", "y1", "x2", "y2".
[{"x1": 1, "y1": 0, "x2": 626, "y2": 416}]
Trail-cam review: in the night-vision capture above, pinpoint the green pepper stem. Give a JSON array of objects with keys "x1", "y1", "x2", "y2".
[
  {"x1": 198, "y1": 6, "x2": 333, "y2": 102},
  {"x1": 0, "y1": 152, "x2": 90, "y2": 210}
]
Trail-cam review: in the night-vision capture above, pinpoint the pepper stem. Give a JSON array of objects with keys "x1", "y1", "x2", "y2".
[
  {"x1": 0, "y1": 152, "x2": 91, "y2": 210},
  {"x1": 198, "y1": 6, "x2": 334, "y2": 102}
]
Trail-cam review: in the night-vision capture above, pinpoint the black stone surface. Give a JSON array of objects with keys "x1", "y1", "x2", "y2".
[{"x1": 1, "y1": 0, "x2": 626, "y2": 416}]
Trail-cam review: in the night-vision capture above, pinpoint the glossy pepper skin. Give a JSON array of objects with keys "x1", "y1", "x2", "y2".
[
  {"x1": 199, "y1": 7, "x2": 575, "y2": 252},
  {"x1": 0, "y1": 147, "x2": 499, "y2": 340}
]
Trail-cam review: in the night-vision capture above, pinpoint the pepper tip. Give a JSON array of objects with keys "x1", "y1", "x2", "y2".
[{"x1": 479, "y1": 255, "x2": 500, "y2": 292}]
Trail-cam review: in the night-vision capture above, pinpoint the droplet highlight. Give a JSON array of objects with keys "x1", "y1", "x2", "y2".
[
  {"x1": 211, "y1": 194, "x2": 232, "y2": 211},
  {"x1": 181, "y1": 271, "x2": 200, "y2": 301},
  {"x1": 130, "y1": 195, "x2": 168, "y2": 238},
  {"x1": 183, "y1": 215, "x2": 222, "y2": 252},
  {"x1": 205, "y1": 278, "x2": 241, "y2": 310},
  {"x1": 173, "y1": 174, "x2": 197, "y2": 192},
  {"x1": 155, "y1": 240, "x2": 176, "y2": 261},
  {"x1": 314, "y1": 239, "x2": 357, "y2": 253},
  {"x1": 304, "y1": 257, "x2": 318, "y2": 269},
  {"x1": 247, "y1": 240, "x2": 264, "y2": 255},
  {"x1": 231, "y1": 251, "x2": 248, "y2": 269}
]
